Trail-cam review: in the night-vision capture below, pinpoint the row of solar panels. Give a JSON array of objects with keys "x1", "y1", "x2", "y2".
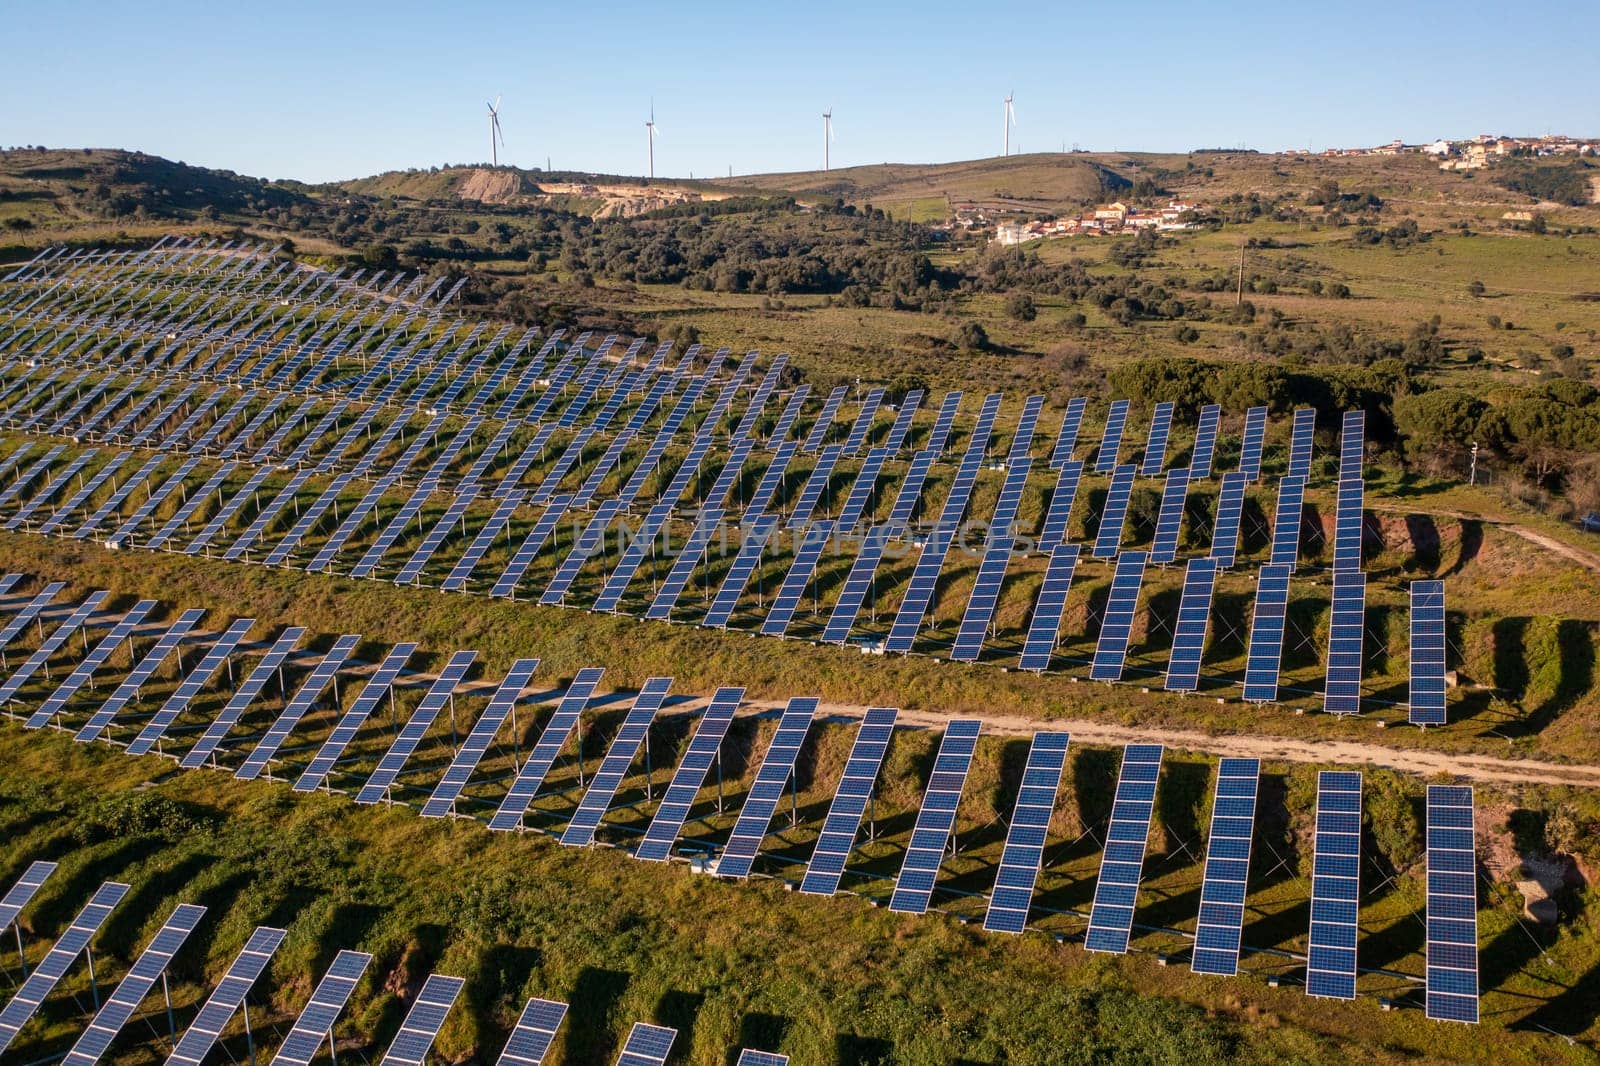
[
  {"x1": 1, "y1": 586, "x2": 1476, "y2": 1021},
  {"x1": 0, "y1": 868, "x2": 779, "y2": 1065}
]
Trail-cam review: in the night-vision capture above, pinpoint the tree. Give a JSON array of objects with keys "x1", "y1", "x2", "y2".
[
  {"x1": 1004, "y1": 292, "x2": 1037, "y2": 322},
  {"x1": 952, "y1": 322, "x2": 989, "y2": 350},
  {"x1": 1467, "y1": 279, "x2": 1486, "y2": 297}
]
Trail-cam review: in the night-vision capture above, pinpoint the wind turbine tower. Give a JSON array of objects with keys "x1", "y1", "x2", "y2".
[
  {"x1": 645, "y1": 102, "x2": 660, "y2": 180},
  {"x1": 1003, "y1": 92, "x2": 1017, "y2": 157},
  {"x1": 487, "y1": 95, "x2": 505, "y2": 166},
  {"x1": 823, "y1": 108, "x2": 835, "y2": 171}
]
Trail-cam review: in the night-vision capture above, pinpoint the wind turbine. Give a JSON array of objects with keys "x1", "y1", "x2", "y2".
[
  {"x1": 486, "y1": 95, "x2": 505, "y2": 166},
  {"x1": 1003, "y1": 91, "x2": 1017, "y2": 157},
  {"x1": 645, "y1": 101, "x2": 660, "y2": 180},
  {"x1": 823, "y1": 107, "x2": 835, "y2": 171}
]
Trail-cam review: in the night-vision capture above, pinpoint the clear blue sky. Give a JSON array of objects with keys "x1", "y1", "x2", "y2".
[{"x1": 4, "y1": 0, "x2": 1594, "y2": 183}]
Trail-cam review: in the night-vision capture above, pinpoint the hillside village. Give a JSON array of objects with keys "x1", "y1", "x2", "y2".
[{"x1": 988, "y1": 199, "x2": 1201, "y2": 246}]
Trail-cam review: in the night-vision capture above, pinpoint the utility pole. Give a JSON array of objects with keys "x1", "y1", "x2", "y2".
[
  {"x1": 1469, "y1": 441, "x2": 1479, "y2": 485},
  {"x1": 1236, "y1": 236, "x2": 1247, "y2": 306}
]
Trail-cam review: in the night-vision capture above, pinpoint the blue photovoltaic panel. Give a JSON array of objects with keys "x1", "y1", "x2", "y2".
[
  {"x1": 559, "y1": 677, "x2": 673, "y2": 846},
  {"x1": 540, "y1": 500, "x2": 627, "y2": 605},
  {"x1": 801, "y1": 385, "x2": 847, "y2": 452},
  {"x1": 736, "y1": 1052, "x2": 788, "y2": 1066},
  {"x1": 126, "y1": 618, "x2": 256, "y2": 756},
  {"x1": 1190, "y1": 758, "x2": 1261, "y2": 976},
  {"x1": 355, "y1": 651, "x2": 478, "y2": 804},
  {"x1": 76, "y1": 609, "x2": 208, "y2": 742},
  {"x1": 147, "y1": 462, "x2": 237, "y2": 550},
  {"x1": 819, "y1": 525, "x2": 890, "y2": 644},
  {"x1": 833, "y1": 447, "x2": 888, "y2": 532},
  {"x1": 880, "y1": 389, "x2": 922, "y2": 454},
  {"x1": 982, "y1": 732, "x2": 1069, "y2": 933},
  {"x1": 0, "y1": 589, "x2": 111, "y2": 705},
  {"x1": 799, "y1": 707, "x2": 898, "y2": 896},
  {"x1": 1323, "y1": 571, "x2": 1366, "y2": 714},
  {"x1": 348, "y1": 484, "x2": 436, "y2": 579},
  {"x1": 1008, "y1": 394, "x2": 1044, "y2": 463},
  {"x1": 1050, "y1": 397, "x2": 1087, "y2": 470},
  {"x1": 61, "y1": 903, "x2": 206, "y2": 1066},
  {"x1": 635, "y1": 687, "x2": 743, "y2": 861},
  {"x1": 1094, "y1": 400, "x2": 1129, "y2": 474},
  {"x1": 221, "y1": 469, "x2": 313, "y2": 561},
  {"x1": 1140, "y1": 401, "x2": 1174, "y2": 476},
  {"x1": 423, "y1": 658, "x2": 541, "y2": 818},
  {"x1": 234, "y1": 634, "x2": 362, "y2": 781},
  {"x1": 745, "y1": 440, "x2": 797, "y2": 519},
  {"x1": 883, "y1": 448, "x2": 936, "y2": 535},
  {"x1": 396, "y1": 493, "x2": 475, "y2": 586},
  {"x1": 1334, "y1": 413, "x2": 1365, "y2": 574},
  {"x1": 36, "y1": 452, "x2": 129, "y2": 535},
  {"x1": 496, "y1": 998, "x2": 568, "y2": 1066},
  {"x1": 842, "y1": 387, "x2": 885, "y2": 454},
  {"x1": 1190, "y1": 404, "x2": 1221, "y2": 479},
  {"x1": 1269, "y1": 475, "x2": 1306, "y2": 569},
  {"x1": 889, "y1": 719, "x2": 981, "y2": 914},
  {"x1": 1410, "y1": 581, "x2": 1448, "y2": 727},
  {"x1": 1091, "y1": 465, "x2": 1135, "y2": 559},
  {"x1": 1164, "y1": 558, "x2": 1217, "y2": 692},
  {"x1": 716, "y1": 697, "x2": 817, "y2": 879},
  {"x1": 1210, "y1": 472, "x2": 1247, "y2": 569},
  {"x1": 950, "y1": 535, "x2": 1014, "y2": 663},
  {"x1": 1084, "y1": 744, "x2": 1163, "y2": 954},
  {"x1": 766, "y1": 385, "x2": 810, "y2": 445},
  {"x1": 378, "y1": 973, "x2": 465, "y2": 1066},
  {"x1": 26, "y1": 599, "x2": 157, "y2": 728},
  {"x1": 1288, "y1": 407, "x2": 1315, "y2": 479},
  {"x1": 270, "y1": 950, "x2": 373, "y2": 1066},
  {"x1": 1019, "y1": 544, "x2": 1079, "y2": 672},
  {"x1": 1238, "y1": 406, "x2": 1267, "y2": 481},
  {"x1": 489, "y1": 667, "x2": 604, "y2": 831},
  {"x1": 591, "y1": 502, "x2": 672, "y2": 612},
  {"x1": 0, "y1": 881, "x2": 130, "y2": 1054},
  {"x1": 1425, "y1": 785, "x2": 1479, "y2": 1023},
  {"x1": 262, "y1": 472, "x2": 356, "y2": 566},
  {"x1": 293, "y1": 644, "x2": 417, "y2": 792},
  {"x1": 1241, "y1": 565, "x2": 1292, "y2": 703},
  {"x1": 786, "y1": 445, "x2": 842, "y2": 529},
  {"x1": 184, "y1": 467, "x2": 275, "y2": 555},
  {"x1": 1037, "y1": 460, "x2": 1082, "y2": 551},
  {"x1": 1089, "y1": 551, "x2": 1147, "y2": 682},
  {"x1": 179, "y1": 627, "x2": 307, "y2": 769},
  {"x1": 491, "y1": 495, "x2": 574, "y2": 598},
  {"x1": 615, "y1": 1022, "x2": 676, "y2": 1066},
  {"x1": 923, "y1": 391, "x2": 962, "y2": 455},
  {"x1": 1306, "y1": 771, "x2": 1362, "y2": 1000},
  {"x1": 760, "y1": 520, "x2": 834, "y2": 637},
  {"x1": 1149, "y1": 467, "x2": 1190, "y2": 565},
  {"x1": 0, "y1": 861, "x2": 57, "y2": 936},
  {"x1": 644, "y1": 509, "x2": 724, "y2": 622},
  {"x1": 702, "y1": 516, "x2": 779, "y2": 628}
]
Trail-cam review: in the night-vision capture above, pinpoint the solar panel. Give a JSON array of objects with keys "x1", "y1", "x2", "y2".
[
  {"x1": 263, "y1": 472, "x2": 357, "y2": 566},
  {"x1": 819, "y1": 525, "x2": 889, "y2": 644},
  {"x1": 349, "y1": 483, "x2": 436, "y2": 579},
  {"x1": 801, "y1": 385, "x2": 847, "y2": 452},
  {"x1": 1409, "y1": 581, "x2": 1448, "y2": 727},
  {"x1": 1288, "y1": 407, "x2": 1315, "y2": 479},
  {"x1": 0, "y1": 861, "x2": 57, "y2": 937},
  {"x1": 378, "y1": 973, "x2": 464, "y2": 1066},
  {"x1": 355, "y1": 650, "x2": 477, "y2": 804},
  {"x1": 786, "y1": 445, "x2": 842, "y2": 528},
  {"x1": 35, "y1": 453, "x2": 130, "y2": 536},
  {"x1": 179, "y1": 626, "x2": 307, "y2": 769},
  {"x1": 1148, "y1": 467, "x2": 1190, "y2": 565},
  {"x1": 636, "y1": 687, "x2": 743, "y2": 860},
  {"x1": 1425, "y1": 785, "x2": 1478, "y2": 1023},
  {"x1": 1189, "y1": 403, "x2": 1221, "y2": 479},
  {"x1": 1018, "y1": 544, "x2": 1080, "y2": 672},
  {"x1": 759, "y1": 520, "x2": 833, "y2": 636},
  {"x1": 0, "y1": 880, "x2": 129, "y2": 1054},
  {"x1": 889, "y1": 719, "x2": 981, "y2": 914},
  {"x1": 0, "y1": 445, "x2": 67, "y2": 511},
  {"x1": 293, "y1": 643, "x2": 417, "y2": 792},
  {"x1": 1089, "y1": 551, "x2": 1147, "y2": 682},
  {"x1": 799, "y1": 707, "x2": 898, "y2": 896},
  {"x1": 234, "y1": 634, "x2": 361, "y2": 780},
  {"x1": 1083, "y1": 744, "x2": 1163, "y2": 954},
  {"x1": 1323, "y1": 571, "x2": 1366, "y2": 714},
  {"x1": 1305, "y1": 771, "x2": 1362, "y2": 1000},
  {"x1": 615, "y1": 1022, "x2": 677, "y2": 1066},
  {"x1": 1238, "y1": 406, "x2": 1267, "y2": 481},
  {"x1": 1094, "y1": 400, "x2": 1129, "y2": 473},
  {"x1": 270, "y1": 950, "x2": 372, "y2": 1066},
  {"x1": 982, "y1": 731, "x2": 1069, "y2": 933},
  {"x1": 1164, "y1": 558, "x2": 1217, "y2": 692},
  {"x1": 25, "y1": 599, "x2": 158, "y2": 728},
  {"x1": 1334, "y1": 413, "x2": 1365, "y2": 574},
  {"x1": 883, "y1": 449, "x2": 937, "y2": 535},
  {"x1": 496, "y1": 998, "x2": 568, "y2": 1066},
  {"x1": 422, "y1": 658, "x2": 540, "y2": 818},
  {"x1": 1241, "y1": 564, "x2": 1293, "y2": 703},
  {"x1": 644, "y1": 509, "x2": 724, "y2": 622},
  {"x1": 1210, "y1": 472, "x2": 1248, "y2": 569},
  {"x1": 1140, "y1": 401, "x2": 1174, "y2": 476},
  {"x1": 221, "y1": 469, "x2": 313, "y2": 561},
  {"x1": 6, "y1": 450, "x2": 101, "y2": 532},
  {"x1": 1037, "y1": 460, "x2": 1082, "y2": 551},
  {"x1": 701, "y1": 516, "x2": 779, "y2": 628},
  {"x1": 61, "y1": 903, "x2": 206, "y2": 1066},
  {"x1": 881, "y1": 389, "x2": 922, "y2": 454},
  {"x1": 560, "y1": 677, "x2": 674, "y2": 846},
  {"x1": 832, "y1": 447, "x2": 888, "y2": 533},
  {"x1": 126, "y1": 618, "x2": 257, "y2": 756},
  {"x1": 1269, "y1": 475, "x2": 1306, "y2": 569},
  {"x1": 715, "y1": 697, "x2": 817, "y2": 879},
  {"x1": 735, "y1": 1052, "x2": 788, "y2": 1066},
  {"x1": 488, "y1": 666, "x2": 603, "y2": 830},
  {"x1": 108, "y1": 456, "x2": 204, "y2": 542},
  {"x1": 923, "y1": 392, "x2": 962, "y2": 456},
  {"x1": 1091, "y1": 464, "x2": 1135, "y2": 559},
  {"x1": 950, "y1": 536, "x2": 1014, "y2": 663},
  {"x1": 842, "y1": 387, "x2": 885, "y2": 454},
  {"x1": 0, "y1": 589, "x2": 110, "y2": 705},
  {"x1": 1190, "y1": 757, "x2": 1260, "y2": 976},
  {"x1": 75, "y1": 609, "x2": 206, "y2": 742}
]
